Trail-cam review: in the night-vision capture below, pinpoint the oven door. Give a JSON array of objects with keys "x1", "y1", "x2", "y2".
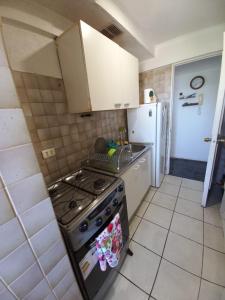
[{"x1": 74, "y1": 196, "x2": 129, "y2": 300}]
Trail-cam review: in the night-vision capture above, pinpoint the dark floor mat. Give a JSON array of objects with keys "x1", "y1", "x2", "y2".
[{"x1": 170, "y1": 157, "x2": 206, "y2": 182}]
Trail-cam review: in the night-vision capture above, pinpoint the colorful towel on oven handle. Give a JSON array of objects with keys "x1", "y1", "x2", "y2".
[{"x1": 95, "y1": 213, "x2": 123, "y2": 271}]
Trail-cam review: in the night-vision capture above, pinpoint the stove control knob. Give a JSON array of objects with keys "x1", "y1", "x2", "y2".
[
  {"x1": 96, "y1": 217, "x2": 103, "y2": 227},
  {"x1": 113, "y1": 198, "x2": 119, "y2": 207},
  {"x1": 105, "y1": 207, "x2": 111, "y2": 216},
  {"x1": 118, "y1": 184, "x2": 124, "y2": 192},
  {"x1": 79, "y1": 221, "x2": 88, "y2": 232}
]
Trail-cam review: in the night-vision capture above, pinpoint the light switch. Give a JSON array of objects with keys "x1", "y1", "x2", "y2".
[{"x1": 41, "y1": 148, "x2": 56, "y2": 159}]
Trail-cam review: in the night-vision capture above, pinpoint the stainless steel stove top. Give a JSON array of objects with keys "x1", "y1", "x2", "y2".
[
  {"x1": 48, "y1": 168, "x2": 117, "y2": 226},
  {"x1": 52, "y1": 188, "x2": 95, "y2": 225},
  {"x1": 62, "y1": 169, "x2": 117, "y2": 196}
]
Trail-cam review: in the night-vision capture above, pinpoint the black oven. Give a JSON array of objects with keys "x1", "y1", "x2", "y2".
[{"x1": 61, "y1": 181, "x2": 129, "y2": 300}]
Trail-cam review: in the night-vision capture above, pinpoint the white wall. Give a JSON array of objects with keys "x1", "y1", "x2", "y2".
[
  {"x1": 0, "y1": 0, "x2": 73, "y2": 78},
  {"x1": 2, "y1": 21, "x2": 62, "y2": 78},
  {"x1": 0, "y1": 0, "x2": 72, "y2": 36},
  {"x1": 140, "y1": 23, "x2": 225, "y2": 72},
  {"x1": 171, "y1": 56, "x2": 222, "y2": 161}
]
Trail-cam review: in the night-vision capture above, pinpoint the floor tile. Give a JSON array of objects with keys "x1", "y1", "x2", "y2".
[
  {"x1": 158, "y1": 182, "x2": 180, "y2": 197},
  {"x1": 198, "y1": 279, "x2": 225, "y2": 300},
  {"x1": 120, "y1": 241, "x2": 160, "y2": 294},
  {"x1": 203, "y1": 247, "x2": 225, "y2": 286},
  {"x1": 179, "y1": 187, "x2": 202, "y2": 203},
  {"x1": 104, "y1": 274, "x2": 148, "y2": 300},
  {"x1": 145, "y1": 189, "x2": 156, "y2": 202},
  {"x1": 163, "y1": 232, "x2": 203, "y2": 276},
  {"x1": 171, "y1": 212, "x2": 203, "y2": 244},
  {"x1": 105, "y1": 274, "x2": 148, "y2": 300},
  {"x1": 152, "y1": 259, "x2": 200, "y2": 300},
  {"x1": 204, "y1": 206, "x2": 222, "y2": 227},
  {"x1": 133, "y1": 219, "x2": 168, "y2": 255},
  {"x1": 136, "y1": 201, "x2": 149, "y2": 218},
  {"x1": 144, "y1": 204, "x2": 173, "y2": 229},
  {"x1": 151, "y1": 191, "x2": 176, "y2": 211},
  {"x1": 181, "y1": 178, "x2": 203, "y2": 191},
  {"x1": 204, "y1": 223, "x2": 225, "y2": 253},
  {"x1": 175, "y1": 198, "x2": 203, "y2": 221},
  {"x1": 163, "y1": 175, "x2": 182, "y2": 186},
  {"x1": 129, "y1": 216, "x2": 141, "y2": 239}
]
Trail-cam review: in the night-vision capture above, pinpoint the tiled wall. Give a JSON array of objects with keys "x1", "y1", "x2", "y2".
[
  {"x1": 0, "y1": 28, "x2": 82, "y2": 300},
  {"x1": 12, "y1": 70, "x2": 127, "y2": 185},
  {"x1": 139, "y1": 65, "x2": 172, "y2": 105},
  {"x1": 139, "y1": 65, "x2": 172, "y2": 172}
]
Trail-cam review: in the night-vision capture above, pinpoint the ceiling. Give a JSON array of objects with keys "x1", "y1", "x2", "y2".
[
  {"x1": 31, "y1": 0, "x2": 225, "y2": 60},
  {"x1": 113, "y1": 0, "x2": 225, "y2": 45},
  {"x1": 31, "y1": 0, "x2": 151, "y2": 59}
]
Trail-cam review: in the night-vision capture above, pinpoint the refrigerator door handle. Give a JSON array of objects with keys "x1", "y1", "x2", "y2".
[{"x1": 149, "y1": 110, "x2": 152, "y2": 117}]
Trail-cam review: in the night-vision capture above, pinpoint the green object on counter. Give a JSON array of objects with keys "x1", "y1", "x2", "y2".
[
  {"x1": 108, "y1": 148, "x2": 117, "y2": 157},
  {"x1": 107, "y1": 140, "x2": 118, "y2": 149}
]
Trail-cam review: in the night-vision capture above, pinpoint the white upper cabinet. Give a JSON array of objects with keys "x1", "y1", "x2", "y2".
[
  {"x1": 119, "y1": 48, "x2": 139, "y2": 109},
  {"x1": 57, "y1": 21, "x2": 139, "y2": 113}
]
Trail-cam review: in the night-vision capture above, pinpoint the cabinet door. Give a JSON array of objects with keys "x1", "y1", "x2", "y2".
[
  {"x1": 81, "y1": 21, "x2": 121, "y2": 111},
  {"x1": 121, "y1": 162, "x2": 141, "y2": 221},
  {"x1": 138, "y1": 151, "x2": 151, "y2": 197},
  {"x1": 120, "y1": 49, "x2": 139, "y2": 109}
]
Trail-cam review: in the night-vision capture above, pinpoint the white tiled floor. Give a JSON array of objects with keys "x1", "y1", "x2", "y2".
[{"x1": 106, "y1": 175, "x2": 225, "y2": 300}]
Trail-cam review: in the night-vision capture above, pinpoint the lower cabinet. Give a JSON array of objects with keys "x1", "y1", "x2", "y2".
[{"x1": 121, "y1": 150, "x2": 151, "y2": 221}]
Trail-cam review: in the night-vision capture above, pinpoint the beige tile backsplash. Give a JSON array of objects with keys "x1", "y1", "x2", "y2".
[
  {"x1": 139, "y1": 65, "x2": 172, "y2": 105},
  {"x1": 12, "y1": 71, "x2": 127, "y2": 184}
]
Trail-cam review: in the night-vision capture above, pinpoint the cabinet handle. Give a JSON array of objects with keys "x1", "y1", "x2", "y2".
[
  {"x1": 124, "y1": 103, "x2": 130, "y2": 108},
  {"x1": 114, "y1": 103, "x2": 121, "y2": 108}
]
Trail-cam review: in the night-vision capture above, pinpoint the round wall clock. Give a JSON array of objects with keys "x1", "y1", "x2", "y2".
[{"x1": 190, "y1": 76, "x2": 205, "y2": 90}]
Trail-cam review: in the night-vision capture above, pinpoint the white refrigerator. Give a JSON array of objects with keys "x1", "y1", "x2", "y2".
[{"x1": 127, "y1": 103, "x2": 168, "y2": 187}]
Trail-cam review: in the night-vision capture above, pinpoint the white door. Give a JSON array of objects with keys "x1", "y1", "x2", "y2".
[{"x1": 202, "y1": 33, "x2": 225, "y2": 207}]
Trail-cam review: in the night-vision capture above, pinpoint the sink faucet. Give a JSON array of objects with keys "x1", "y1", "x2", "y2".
[{"x1": 117, "y1": 145, "x2": 133, "y2": 171}]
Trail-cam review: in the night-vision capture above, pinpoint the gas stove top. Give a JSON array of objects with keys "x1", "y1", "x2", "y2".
[
  {"x1": 48, "y1": 168, "x2": 117, "y2": 226},
  {"x1": 62, "y1": 169, "x2": 116, "y2": 196},
  {"x1": 52, "y1": 188, "x2": 95, "y2": 225}
]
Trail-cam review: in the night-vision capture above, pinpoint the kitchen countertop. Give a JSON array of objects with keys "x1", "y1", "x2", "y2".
[{"x1": 82, "y1": 143, "x2": 152, "y2": 177}]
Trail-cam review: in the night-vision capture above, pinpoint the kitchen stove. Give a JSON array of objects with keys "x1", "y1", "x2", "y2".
[
  {"x1": 48, "y1": 168, "x2": 130, "y2": 300},
  {"x1": 48, "y1": 168, "x2": 118, "y2": 227}
]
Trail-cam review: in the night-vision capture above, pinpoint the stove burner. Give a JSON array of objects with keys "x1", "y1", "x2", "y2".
[
  {"x1": 76, "y1": 172, "x2": 85, "y2": 182},
  {"x1": 69, "y1": 200, "x2": 77, "y2": 209},
  {"x1": 93, "y1": 178, "x2": 107, "y2": 191}
]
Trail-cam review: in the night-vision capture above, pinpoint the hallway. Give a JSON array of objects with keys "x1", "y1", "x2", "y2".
[{"x1": 105, "y1": 176, "x2": 225, "y2": 300}]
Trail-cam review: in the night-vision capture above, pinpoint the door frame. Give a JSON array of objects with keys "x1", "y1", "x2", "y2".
[{"x1": 166, "y1": 50, "x2": 223, "y2": 175}]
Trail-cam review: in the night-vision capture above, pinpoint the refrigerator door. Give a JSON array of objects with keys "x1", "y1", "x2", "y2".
[
  {"x1": 155, "y1": 102, "x2": 168, "y2": 187},
  {"x1": 127, "y1": 104, "x2": 157, "y2": 186},
  {"x1": 127, "y1": 103, "x2": 157, "y2": 143}
]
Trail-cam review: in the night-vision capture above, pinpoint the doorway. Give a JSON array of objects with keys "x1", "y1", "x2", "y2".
[{"x1": 169, "y1": 55, "x2": 222, "y2": 181}]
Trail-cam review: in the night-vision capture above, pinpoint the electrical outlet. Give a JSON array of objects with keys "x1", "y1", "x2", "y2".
[{"x1": 41, "y1": 148, "x2": 56, "y2": 159}]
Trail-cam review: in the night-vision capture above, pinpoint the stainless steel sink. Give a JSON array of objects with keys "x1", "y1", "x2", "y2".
[
  {"x1": 130, "y1": 144, "x2": 146, "y2": 153},
  {"x1": 83, "y1": 143, "x2": 148, "y2": 174}
]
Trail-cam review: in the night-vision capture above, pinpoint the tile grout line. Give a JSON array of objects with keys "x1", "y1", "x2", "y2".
[
  {"x1": 126, "y1": 177, "x2": 225, "y2": 298},
  {"x1": 129, "y1": 239, "x2": 225, "y2": 289},
  {"x1": 119, "y1": 273, "x2": 149, "y2": 296},
  {"x1": 130, "y1": 189, "x2": 157, "y2": 239},
  {"x1": 2, "y1": 176, "x2": 59, "y2": 300},
  {"x1": 148, "y1": 179, "x2": 183, "y2": 299},
  {"x1": 197, "y1": 207, "x2": 205, "y2": 300}
]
